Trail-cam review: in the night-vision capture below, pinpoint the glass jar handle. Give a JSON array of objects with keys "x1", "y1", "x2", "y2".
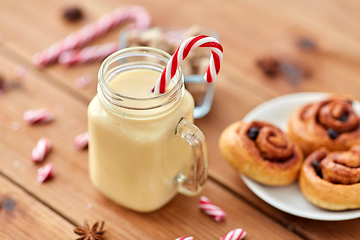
[{"x1": 175, "y1": 118, "x2": 208, "y2": 196}]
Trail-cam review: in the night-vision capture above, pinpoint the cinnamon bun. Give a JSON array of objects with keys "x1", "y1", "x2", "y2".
[
  {"x1": 219, "y1": 121, "x2": 303, "y2": 186},
  {"x1": 288, "y1": 97, "x2": 360, "y2": 156},
  {"x1": 299, "y1": 146, "x2": 360, "y2": 210}
]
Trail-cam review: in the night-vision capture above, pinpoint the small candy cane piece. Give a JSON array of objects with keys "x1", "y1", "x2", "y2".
[
  {"x1": 59, "y1": 42, "x2": 119, "y2": 66},
  {"x1": 175, "y1": 237, "x2": 193, "y2": 240},
  {"x1": 73, "y1": 132, "x2": 89, "y2": 150},
  {"x1": 220, "y1": 228, "x2": 247, "y2": 240},
  {"x1": 199, "y1": 196, "x2": 226, "y2": 221},
  {"x1": 37, "y1": 163, "x2": 55, "y2": 184},
  {"x1": 24, "y1": 108, "x2": 54, "y2": 125},
  {"x1": 33, "y1": 5, "x2": 151, "y2": 67},
  {"x1": 152, "y1": 35, "x2": 223, "y2": 94},
  {"x1": 31, "y1": 138, "x2": 52, "y2": 163}
]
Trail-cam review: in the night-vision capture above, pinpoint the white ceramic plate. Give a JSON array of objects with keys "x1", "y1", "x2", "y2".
[{"x1": 241, "y1": 92, "x2": 360, "y2": 221}]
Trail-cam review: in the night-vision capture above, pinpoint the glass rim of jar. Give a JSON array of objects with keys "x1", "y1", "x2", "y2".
[{"x1": 98, "y1": 46, "x2": 183, "y2": 102}]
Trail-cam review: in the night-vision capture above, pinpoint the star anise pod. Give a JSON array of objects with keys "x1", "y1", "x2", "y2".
[{"x1": 74, "y1": 220, "x2": 105, "y2": 240}]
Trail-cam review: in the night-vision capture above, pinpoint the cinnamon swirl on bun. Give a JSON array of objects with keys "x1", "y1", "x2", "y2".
[
  {"x1": 219, "y1": 121, "x2": 303, "y2": 186},
  {"x1": 299, "y1": 146, "x2": 360, "y2": 210},
  {"x1": 288, "y1": 97, "x2": 360, "y2": 156}
]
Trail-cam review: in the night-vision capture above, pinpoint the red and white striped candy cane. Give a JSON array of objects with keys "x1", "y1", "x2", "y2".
[
  {"x1": 73, "y1": 132, "x2": 89, "y2": 150},
  {"x1": 198, "y1": 196, "x2": 226, "y2": 221},
  {"x1": 152, "y1": 35, "x2": 223, "y2": 94},
  {"x1": 31, "y1": 138, "x2": 52, "y2": 163},
  {"x1": 37, "y1": 163, "x2": 55, "y2": 184},
  {"x1": 59, "y1": 42, "x2": 119, "y2": 66},
  {"x1": 220, "y1": 228, "x2": 247, "y2": 240},
  {"x1": 24, "y1": 108, "x2": 54, "y2": 125},
  {"x1": 175, "y1": 237, "x2": 193, "y2": 240},
  {"x1": 33, "y1": 5, "x2": 151, "y2": 67}
]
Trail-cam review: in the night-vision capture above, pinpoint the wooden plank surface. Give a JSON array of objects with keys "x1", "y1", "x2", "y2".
[
  {"x1": 0, "y1": 175, "x2": 75, "y2": 239},
  {"x1": 1, "y1": 0, "x2": 360, "y2": 239},
  {"x1": 2, "y1": 0, "x2": 360, "y2": 99},
  {"x1": 0, "y1": 47, "x2": 303, "y2": 239}
]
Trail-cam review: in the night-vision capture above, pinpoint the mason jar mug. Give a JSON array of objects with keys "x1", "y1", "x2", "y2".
[{"x1": 87, "y1": 47, "x2": 208, "y2": 212}]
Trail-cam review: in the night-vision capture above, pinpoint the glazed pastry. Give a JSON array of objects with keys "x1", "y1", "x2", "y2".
[
  {"x1": 299, "y1": 146, "x2": 360, "y2": 210},
  {"x1": 288, "y1": 97, "x2": 360, "y2": 156},
  {"x1": 219, "y1": 121, "x2": 303, "y2": 186}
]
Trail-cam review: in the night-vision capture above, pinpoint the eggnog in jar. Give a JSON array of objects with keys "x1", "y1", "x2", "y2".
[{"x1": 88, "y1": 47, "x2": 208, "y2": 212}]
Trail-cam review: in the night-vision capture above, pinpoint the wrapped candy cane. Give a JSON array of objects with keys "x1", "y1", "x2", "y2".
[
  {"x1": 37, "y1": 163, "x2": 55, "y2": 184},
  {"x1": 220, "y1": 228, "x2": 247, "y2": 240},
  {"x1": 33, "y1": 5, "x2": 151, "y2": 67},
  {"x1": 31, "y1": 138, "x2": 52, "y2": 163},
  {"x1": 152, "y1": 35, "x2": 223, "y2": 94},
  {"x1": 73, "y1": 132, "x2": 89, "y2": 150},
  {"x1": 24, "y1": 108, "x2": 54, "y2": 125},
  {"x1": 59, "y1": 42, "x2": 119, "y2": 66},
  {"x1": 175, "y1": 237, "x2": 193, "y2": 240},
  {"x1": 198, "y1": 196, "x2": 226, "y2": 221}
]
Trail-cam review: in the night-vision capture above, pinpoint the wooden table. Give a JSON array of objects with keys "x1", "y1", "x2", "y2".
[{"x1": 1, "y1": 0, "x2": 360, "y2": 239}]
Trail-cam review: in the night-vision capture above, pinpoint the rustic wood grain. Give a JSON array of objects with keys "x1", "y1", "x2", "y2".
[
  {"x1": 2, "y1": 0, "x2": 360, "y2": 99},
  {"x1": 0, "y1": 46, "x2": 303, "y2": 239},
  {"x1": 0, "y1": 175, "x2": 75, "y2": 239},
  {"x1": 1, "y1": 0, "x2": 360, "y2": 239}
]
